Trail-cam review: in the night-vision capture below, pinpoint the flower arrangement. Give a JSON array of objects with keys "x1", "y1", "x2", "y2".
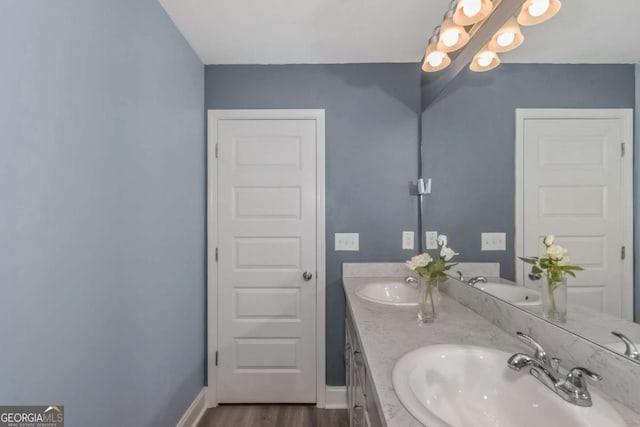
[
  {"x1": 406, "y1": 235, "x2": 458, "y2": 322},
  {"x1": 519, "y1": 234, "x2": 583, "y2": 322}
]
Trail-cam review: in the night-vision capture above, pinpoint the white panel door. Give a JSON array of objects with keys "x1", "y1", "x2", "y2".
[
  {"x1": 217, "y1": 119, "x2": 317, "y2": 403},
  {"x1": 521, "y1": 116, "x2": 630, "y2": 318}
]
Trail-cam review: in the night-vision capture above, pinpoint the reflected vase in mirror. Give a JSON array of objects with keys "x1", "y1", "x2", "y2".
[
  {"x1": 543, "y1": 276, "x2": 567, "y2": 323},
  {"x1": 418, "y1": 278, "x2": 440, "y2": 323},
  {"x1": 520, "y1": 235, "x2": 582, "y2": 325}
]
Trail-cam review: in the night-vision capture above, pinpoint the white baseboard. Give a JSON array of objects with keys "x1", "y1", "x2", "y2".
[
  {"x1": 324, "y1": 386, "x2": 347, "y2": 409},
  {"x1": 176, "y1": 388, "x2": 207, "y2": 427}
]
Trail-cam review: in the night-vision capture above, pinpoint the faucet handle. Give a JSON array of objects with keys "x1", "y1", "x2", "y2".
[
  {"x1": 557, "y1": 367, "x2": 601, "y2": 407},
  {"x1": 563, "y1": 367, "x2": 601, "y2": 391},
  {"x1": 468, "y1": 276, "x2": 488, "y2": 286},
  {"x1": 457, "y1": 271, "x2": 465, "y2": 282},
  {"x1": 516, "y1": 332, "x2": 549, "y2": 365},
  {"x1": 611, "y1": 331, "x2": 640, "y2": 360},
  {"x1": 569, "y1": 367, "x2": 602, "y2": 382}
]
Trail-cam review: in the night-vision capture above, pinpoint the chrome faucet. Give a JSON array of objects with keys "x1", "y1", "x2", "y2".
[
  {"x1": 456, "y1": 271, "x2": 465, "y2": 282},
  {"x1": 404, "y1": 276, "x2": 419, "y2": 288},
  {"x1": 507, "y1": 332, "x2": 601, "y2": 407},
  {"x1": 467, "y1": 276, "x2": 488, "y2": 286},
  {"x1": 611, "y1": 331, "x2": 640, "y2": 360}
]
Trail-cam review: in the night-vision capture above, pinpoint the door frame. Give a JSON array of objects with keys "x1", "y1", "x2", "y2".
[
  {"x1": 515, "y1": 108, "x2": 634, "y2": 320},
  {"x1": 206, "y1": 109, "x2": 326, "y2": 408}
]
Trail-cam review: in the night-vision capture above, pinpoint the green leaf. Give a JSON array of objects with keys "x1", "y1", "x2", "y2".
[
  {"x1": 531, "y1": 266, "x2": 543, "y2": 274},
  {"x1": 565, "y1": 270, "x2": 576, "y2": 278}
]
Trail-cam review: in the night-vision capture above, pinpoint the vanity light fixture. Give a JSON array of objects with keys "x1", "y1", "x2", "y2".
[
  {"x1": 487, "y1": 17, "x2": 524, "y2": 52},
  {"x1": 422, "y1": 28, "x2": 452, "y2": 72},
  {"x1": 437, "y1": 5, "x2": 471, "y2": 52},
  {"x1": 470, "y1": 46, "x2": 501, "y2": 72},
  {"x1": 517, "y1": 0, "x2": 561, "y2": 26},
  {"x1": 422, "y1": 0, "x2": 560, "y2": 74},
  {"x1": 453, "y1": 0, "x2": 494, "y2": 26}
]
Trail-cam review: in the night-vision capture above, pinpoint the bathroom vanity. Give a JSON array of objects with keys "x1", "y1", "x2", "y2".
[{"x1": 343, "y1": 263, "x2": 640, "y2": 427}]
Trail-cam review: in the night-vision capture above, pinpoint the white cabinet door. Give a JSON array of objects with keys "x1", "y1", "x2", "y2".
[
  {"x1": 217, "y1": 119, "x2": 318, "y2": 402},
  {"x1": 519, "y1": 113, "x2": 632, "y2": 319}
]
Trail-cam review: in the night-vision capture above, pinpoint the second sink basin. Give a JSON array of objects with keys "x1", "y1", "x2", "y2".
[
  {"x1": 476, "y1": 282, "x2": 541, "y2": 306},
  {"x1": 356, "y1": 280, "x2": 419, "y2": 306},
  {"x1": 392, "y1": 344, "x2": 626, "y2": 427}
]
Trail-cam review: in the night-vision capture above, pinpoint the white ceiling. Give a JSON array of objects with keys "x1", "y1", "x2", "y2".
[{"x1": 158, "y1": 0, "x2": 640, "y2": 65}]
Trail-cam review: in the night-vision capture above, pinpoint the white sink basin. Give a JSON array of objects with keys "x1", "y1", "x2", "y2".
[
  {"x1": 392, "y1": 344, "x2": 626, "y2": 427},
  {"x1": 355, "y1": 281, "x2": 419, "y2": 306},
  {"x1": 476, "y1": 282, "x2": 541, "y2": 306}
]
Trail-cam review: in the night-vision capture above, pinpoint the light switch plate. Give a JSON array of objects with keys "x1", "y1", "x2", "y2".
[
  {"x1": 402, "y1": 231, "x2": 414, "y2": 250},
  {"x1": 335, "y1": 233, "x2": 359, "y2": 251},
  {"x1": 481, "y1": 232, "x2": 506, "y2": 251},
  {"x1": 425, "y1": 231, "x2": 438, "y2": 250}
]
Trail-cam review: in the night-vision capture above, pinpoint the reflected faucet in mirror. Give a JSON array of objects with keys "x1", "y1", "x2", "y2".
[
  {"x1": 467, "y1": 276, "x2": 488, "y2": 287},
  {"x1": 611, "y1": 331, "x2": 640, "y2": 361}
]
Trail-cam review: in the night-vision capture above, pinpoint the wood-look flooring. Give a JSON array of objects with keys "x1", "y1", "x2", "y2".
[{"x1": 197, "y1": 405, "x2": 348, "y2": 427}]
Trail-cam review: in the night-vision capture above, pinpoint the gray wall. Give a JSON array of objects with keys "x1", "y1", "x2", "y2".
[
  {"x1": 421, "y1": 64, "x2": 635, "y2": 281},
  {"x1": 0, "y1": 2, "x2": 205, "y2": 426},
  {"x1": 205, "y1": 64, "x2": 421, "y2": 385}
]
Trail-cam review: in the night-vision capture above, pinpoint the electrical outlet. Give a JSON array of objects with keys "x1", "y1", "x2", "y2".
[
  {"x1": 335, "y1": 233, "x2": 359, "y2": 251},
  {"x1": 425, "y1": 231, "x2": 438, "y2": 250},
  {"x1": 402, "y1": 231, "x2": 414, "y2": 250},
  {"x1": 481, "y1": 232, "x2": 506, "y2": 251}
]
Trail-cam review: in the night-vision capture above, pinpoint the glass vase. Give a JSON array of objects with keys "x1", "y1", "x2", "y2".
[
  {"x1": 418, "y1": 277, "x2": 440, "y2": 323},
  {"x1": 542, "y1": 275, "x2": 567, "y2": 323}
]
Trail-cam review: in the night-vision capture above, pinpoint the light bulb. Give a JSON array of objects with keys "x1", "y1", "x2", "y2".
[
  {"x1": 462, "y1": 0, "x2": 482, "y2": 17},
  {"x1": 441, "y1": 29, "x2": 460, "y2": 48},
  {"x1": 529, "y1": 0, "x2": 550, "y2": 17},
  {"x1": 497, "y1": 31, "x2": 516, "y2": 47},
  {"x1": 477, "y1": 52, "x2": 493, "y2": 67},
  {"x1": 427, "y1": 52, "x2": 445, "y2": 67}
]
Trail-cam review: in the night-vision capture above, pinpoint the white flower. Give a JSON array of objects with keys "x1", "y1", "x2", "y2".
[
  {"x1": 406, "y1": 253, "x2": 432, "y2": 270},
  {"x1": 546, "y1": 244, "x2": 567, "y2": 261},
  {"x1": 543, "y1": 234, "x2": 555, "y2": 247},
  {"x1": 440, "y1": 245, "x2": 459, "y2": 261},
  {"x1": 558, "y1": 256, "x2": 571, "y2": 266},
  {"x1": 437, "y1": 234, "x2": 448, "y2": 247}
]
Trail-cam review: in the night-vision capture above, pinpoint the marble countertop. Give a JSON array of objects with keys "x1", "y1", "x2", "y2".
[
  {"x1": 343, "y1": 276, "x2": 640, "y2": 427},
  {"x1": 494, "y1": 278, "x2": 640, "y2": 349}
]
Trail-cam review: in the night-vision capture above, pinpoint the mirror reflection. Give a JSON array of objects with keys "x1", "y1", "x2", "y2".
[{"x1": 419, "y1": 1, "x2": 639, "y2": 363}]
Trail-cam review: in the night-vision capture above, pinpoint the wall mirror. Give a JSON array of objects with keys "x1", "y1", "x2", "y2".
[{"x1": 419, "y1": 0, "x2": 640, "y2": 363}]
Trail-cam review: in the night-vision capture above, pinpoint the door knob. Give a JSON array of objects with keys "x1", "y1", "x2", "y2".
[{"x1": 303, "y1": 272, "x2": 313, "y2": 281}]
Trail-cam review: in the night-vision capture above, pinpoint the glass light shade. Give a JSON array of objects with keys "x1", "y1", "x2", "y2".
[
  {"x1": 422, "y1": 42, "x2": 451, "y2": 72},
  {"x1": 437, "y1": 18, "x2": 471, "y2": 52},
  {"x1": 517, "y1": 0, "x2": 561, "y2": 26},
  {"x1": 488, "y1": 17, "x2": 525, "y2": 52},
  {"x1": 529, "y1": 0, "x2": 550, "y2": 16},
  {"x1": 470, "y1": 48, "x2": 500, "y2": 72},
  {"x1": 453, "y1": 0, "x2": 494, "y2": 26},
  {"x1": 463, "y1": 0, "x2": 482, "y2": 16}
]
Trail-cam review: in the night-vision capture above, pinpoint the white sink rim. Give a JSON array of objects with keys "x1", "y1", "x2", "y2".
[
  {"x1": 392, "y1": 344, "x2": 627, "y2": 427},
  {"x1": 476, "y1": 282, "x2": 541, "y2": 306},
  {"x1": 355, "y1": 281, "x2": 419, "y2": 306}
]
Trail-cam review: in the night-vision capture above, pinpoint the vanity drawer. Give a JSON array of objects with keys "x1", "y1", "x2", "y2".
[
  {"x1": 365, "y1": 376, "x2": 383, "y2": 427},
  {"x1": 346, "y1": 312, "x2": 367, "y2": 387},
  {"x1": 352, "y1": 363, "x2": 366, "y2": 427}
]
